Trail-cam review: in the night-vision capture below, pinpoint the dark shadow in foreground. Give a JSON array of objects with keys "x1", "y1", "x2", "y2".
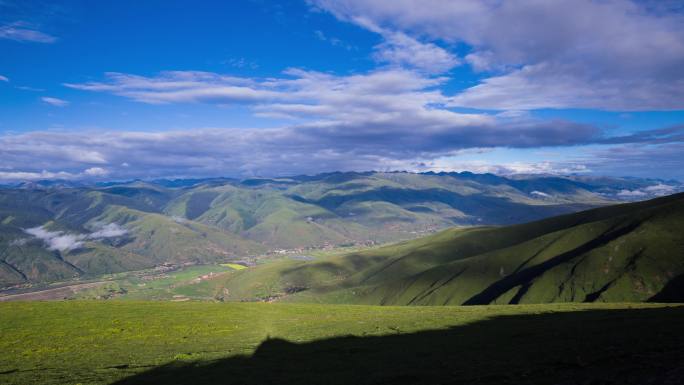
[{"x1": 114, "y1": 306, "x2": 684, "y2": 385}]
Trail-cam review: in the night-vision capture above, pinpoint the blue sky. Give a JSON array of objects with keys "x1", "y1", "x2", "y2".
[{"x1": 1, "y1": 0, "x2": 683, "y2": 181}]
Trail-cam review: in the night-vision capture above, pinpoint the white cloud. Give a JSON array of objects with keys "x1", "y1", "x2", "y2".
[
  {"x1": 644, "y1": 184, "x2": 677, "y2": 196},
  {"x1": 84, "y1": 167, "x2": 108, "y2": 177},
  {"x1": 415, "y1": 159, "x2": 591, "y2": 176},
  {"x1": 0, "y1": 168, "x2": 106, "y2": 181},
  {"x1": 1, "y1": 124, "x2": 682, "y2": 180},
  {"x1": 449, "y1": 63, "x2": 684, "y2": 111},
  {"x1": 617, "y1": 189, "x2": 648, "y2": 198},
  {"x1": 33, "y1": 55, "x2": 684, "y2": 182},
  {"x1": 24, "y1": 223, "x2": 128, "y2": 252},
  {"x1": 0, "y1": 75, "x2": 8, "y2": 82},
  {"x1": 88, "y1": 223, "x2": 128, "y2": 239},
  {"x1": 41, "y1": 96, "x2": 69, "y2": 107},
  {"x1": 311, "y1": 10, "x2": 458, "y2": 74},
  {"x1": 0, "y1": 22, "x2": 57, "y2": 43},
  {"x1": 616, "y1": 183, "x2": 679, "y2": 198},
  {"x1": 311, "y1": 0, "x2": 684, "y2": 111},
  {"x1": 530, "y1": 191, "x2": 551, "y2": 198},
  {"x1": 24, "y1": 227, "x2": 86, "y2": 252},
  {"x1": 64, "y1": 69, "x2": 599, "y2": 159},
  {"x1": 0, "y1": 116, "x2": 600, "y2": 181},
  {"x1": 464, "y1": 51, "x2": 496, "y2": 72},
  {"x1": 65, "y1": 71, "x2": 275, "y2": 105},
  {"x1": 371, "y1": 30, "x2": 459, "y2": 74},
  {"x1": 0, "y1": 170, "x2": 78, "y2": 180}
]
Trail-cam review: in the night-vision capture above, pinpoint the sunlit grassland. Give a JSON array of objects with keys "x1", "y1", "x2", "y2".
[
  {"x1": 73, "y1": 265, "x2": 236, "y2": 301},
  {"x1": 1, "y1": 301, "x2": 681, "y2": 385}
]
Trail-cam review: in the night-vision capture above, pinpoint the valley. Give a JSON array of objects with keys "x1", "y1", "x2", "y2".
[{"x1": 2, "y1": 171, "x2": 678, "y2": 287}]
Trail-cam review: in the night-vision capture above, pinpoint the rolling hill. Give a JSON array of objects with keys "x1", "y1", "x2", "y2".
[
  {"x1": 0, "y1": 187, "x2": 265, "y2": 287},
  {"x1": 212, "y1": 192, "x2": 684, "y2": 304},
  {"x1": 0, "y1": 171, "x2": 680, "y2": 287}
]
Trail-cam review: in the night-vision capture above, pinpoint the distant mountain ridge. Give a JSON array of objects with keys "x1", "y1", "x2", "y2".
[
  {"x1": 0, "y1": 171, "x2": 681, "y2": 287},
  {"x1": 3, "y1": 171, "x2": 681, "y2": 199}
]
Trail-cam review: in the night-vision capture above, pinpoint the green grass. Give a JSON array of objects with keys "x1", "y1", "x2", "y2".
[
  {"x1": 108, "y1": 265, "x2": 235, "y2": 300},
  {"x1": 211, "y1": 192, "x2": 684, "y2": 305},
  {"x1": 2, "y1": 171, "x2": 618, "y2": 286},
  {"x1": 0, "y1": 302, "x2": 682, "y2": 385},
  {"x1": 138, "y1": 266, "x2": 232, "y2": 289},
  {"x1": 48, "y1": 265, "x2": 238, "y2": 301}
]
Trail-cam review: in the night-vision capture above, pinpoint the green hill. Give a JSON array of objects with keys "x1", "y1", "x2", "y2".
[
  {"x1": 213, "y1": 192, "x2": 684, "y2": 304},
  {"x1": 0, "y1": 172, "x2": 679, "y2": 287},
  {"x1": 0, "y1": 189, "x2": 264, "y2": 286}
]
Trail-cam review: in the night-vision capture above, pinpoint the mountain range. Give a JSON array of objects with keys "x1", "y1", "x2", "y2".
[{"x1": 0, "y1": 171, "x2": 680, "y2": 287}]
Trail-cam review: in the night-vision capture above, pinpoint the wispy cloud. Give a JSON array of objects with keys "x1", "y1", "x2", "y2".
[
  {"x1": 23, "y1": 223, "x2": 128, "y2": 252},
  {"x1": 372, "y1": 30, "x2": 459, "y2": 74},
  {"x1": 0, "y1": 22, "x2": 56, "y2": 43},
  {"x1": 41, "y1": 96, "x2": 69, "y2": 107},
  {"x1": 616, "y1": 184, "x2": 677, "y2": 198},
  {"x1": 223, "y1": 57, "x2": 259, "y2": 69},
  {"x1": 65, "y1": 71, "x2": 278, "y2": 105},
  {"x1": 334, "y1": 15, "x2": 459, "y2": 74},
  {"x1": 88, "y1": 223, "x2": 128, "y2": 239},
  {"x1": 0, "y1": 167, "x2": 109, "y2": 181},
  {"x1": 314, "y1": 30, "x2": 355, "y2": 51},
  {"x1": 0, "y1": 170, "x2": 78, "y2": 180},
  {"x1": 414, "y1": 158, "x2": 591, "y2": 176},
  {"x1": 0, "y1": 75, "x2": 8, "y2": 82},
  {"x1": 83, "y1": 167, "x2": 108, "y2": 177},
  {"x1": 16, "y1": 85, "x2": 45, "y2": 92},
  {"x1": 25, "y1": 226, "x2": 85, "y2": 251},
  {"x1": 64, "y1": 69, "x2": 492, "y2": 132}
]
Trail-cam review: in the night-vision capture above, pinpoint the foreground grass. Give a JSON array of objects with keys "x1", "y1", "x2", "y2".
[{"x1": 0, "y1": 302, "x2": 682, "y2": 385}]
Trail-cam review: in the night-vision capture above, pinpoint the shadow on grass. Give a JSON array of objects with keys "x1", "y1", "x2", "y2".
[{"x1": 114, "y1": 306, "x2": 684, "y2": 385}]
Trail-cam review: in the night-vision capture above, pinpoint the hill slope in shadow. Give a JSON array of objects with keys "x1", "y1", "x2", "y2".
[{"x1": 215, "y1": 193, "x2": 684, "y2": 304}]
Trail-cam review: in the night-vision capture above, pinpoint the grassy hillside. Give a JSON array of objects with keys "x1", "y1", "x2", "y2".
[
  {"x1": 212, "y1": 193, "x2": 684, "y2": 304},
  {"x1": 163, "y1": 172, "x2": 602, "y2": 249},
  {"x1": 0, "y1": 302, "x2": 682, "y2": 384},
  {"x1": 0, "y1": 172, "x2": 678, "y2": 286},
  {"x1": 0, "y1": 187, "x2": 265, "y2": 287},
  {"x1": 96, "y1": 206, "x2": 265, "y2": 263}
]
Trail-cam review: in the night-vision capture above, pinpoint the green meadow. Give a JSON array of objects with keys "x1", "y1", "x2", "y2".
[{"x1": 1, "y1": 301, "x2": 683, "y2": 385}]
